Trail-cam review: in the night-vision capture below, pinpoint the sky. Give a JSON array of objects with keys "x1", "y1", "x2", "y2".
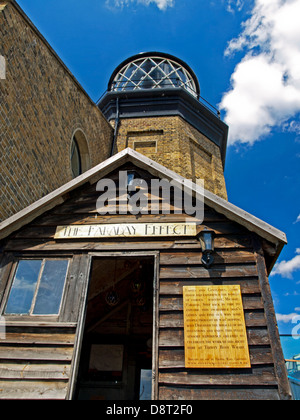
[{"x1": 15, "y1": 0, "x2": 300, "y2": 347}]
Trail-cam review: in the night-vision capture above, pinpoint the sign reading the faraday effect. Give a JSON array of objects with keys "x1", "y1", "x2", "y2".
[
  {"x1": 183, "y1": 285, "x2": 251, "y2": 369},
  {"x1": 54, "y1": 223, "x2": 197, "y2": 239}
]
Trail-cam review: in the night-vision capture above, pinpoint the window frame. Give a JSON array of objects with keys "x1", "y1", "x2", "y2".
[
  {"x1": 1, "y1": 257, "x2": 70, "y2": 320},
  {"x1": 70, "y1": 129, "x2": 91, "y2": 179}
]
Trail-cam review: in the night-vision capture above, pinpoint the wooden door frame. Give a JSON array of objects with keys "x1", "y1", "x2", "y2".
[{"x1": 67, "y1": 251, "x2": 160, "y2": 401}]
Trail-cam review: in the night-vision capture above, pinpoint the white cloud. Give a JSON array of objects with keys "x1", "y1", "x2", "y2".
[
  {"x1": 139, "y1": 0, "x2": 174, "y2": 9},
  {"x1": 294, "y1": 214, "x2": 300, "y2": 223},
  {"x1": 283, "y1": 120, "x2": 300, "y2": 135},
  {"x1": 226, "y1": 0, "x2": 244, "y2": 13},
  {"x1": 271, "y1": 248, "x2": 300, "y2": 278},
  {"x1": 276, "y1": 313, "x2": 299, "y2": 323},
  {"x1": 106, "y1": 0, "x2": 174, "y2": 10},
  {"x1": 220, "y1": 0, "x2": 300, "y2": 145},
  {"x1": 284, "y1": 291, "x2": 300, "y2": 297}
]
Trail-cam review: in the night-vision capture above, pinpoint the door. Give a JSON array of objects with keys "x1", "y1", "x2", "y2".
[{"x1": 67, "y1": 252, "x2": 159, "y2": 400}]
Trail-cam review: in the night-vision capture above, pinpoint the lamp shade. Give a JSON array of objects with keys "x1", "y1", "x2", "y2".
[{"x1": 199, "y1": 228, "x2": 215, "y2": 253}]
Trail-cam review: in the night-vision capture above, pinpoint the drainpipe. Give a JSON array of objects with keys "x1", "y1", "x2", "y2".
[{"x1": 110, "y1": 97, "x2": 120, "y2": 157}]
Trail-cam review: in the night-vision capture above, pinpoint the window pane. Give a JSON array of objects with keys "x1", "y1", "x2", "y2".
[
  {"x1": 33, "y1": 260, "x2": 68, "y2": 315},
  {"x1": 139, "y1": 369, "x2": 152, "y2": 400},
  {"x1": 71, "y1": 137, "x2": 81, "y2": 178},
  {"x1": 5, "y1": 260, "x2": 42, "y2": 315}
]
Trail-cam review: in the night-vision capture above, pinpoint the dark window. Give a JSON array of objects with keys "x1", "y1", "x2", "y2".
[
  {"x1": 71, "y1": 136, "x2": 82, "y2": 178},
  {"x1": 5, "y1": 259, "x2": 69, "y2": 316}
]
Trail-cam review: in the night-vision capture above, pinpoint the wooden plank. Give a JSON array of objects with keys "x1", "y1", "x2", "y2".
[
  {"x1": 152, "y1": 252, "x2": 160, "y2": 400},
  {"x1": 53, "y1": 202, "x2": 203, "y2": 216},
  {"x1": 3, "y1": 325, "x2": 76, "y2": 334},
  {"x1": 60, "y1": 254, "x2": 89, "y2": 323},
  {"x1": 159, "y1": 295, "x2": 264, "y2": 312},
  {"x1": 50, "y1": 194, "x2": 230, "y2": 217},
  {"x1": 3, "y1": 322, "x2": 76, "y2": 328},
  {"x1": 158, "y1": 328, "x2": 270, "y2": 347},
  {"x1": 11, "y1": 221, "x2": 247, "y2": 239},
  {"x1": 252, "y1": 234, "x2": 292, "y2": 400},
  {"x1": 159, "y1": 385, "x2": 280, "y2": 400},
  {"x1": 244, "y1": 311, "x2": 267, "y2": 327},
  {"x1": 159, "y1": 367, "x2": 277, "y2": 386},
  {"x1": 3, "y1": 239, "x2": 198, "y2": 252},
  {"x1": 0, "y1": 346, "x2": 73, "y2": 361},
  {"x1": 21, "y1": 213, "x2": 204, "y2": 228},
  {"x1": 66, "y1": 254, "x2": 92, "y2": 400},
  {"x1": 160, "y1": 264, "x2": 258, "y2": 279},
  {"x1": 159, "y1": 309, "x2": 266, "y2": 329},
  {"x1": 160, "y1": 312, "x2": 183, "y2": 328},
  {"x1": 0, "y1": 253, "x2": 14, "y2": 308},
  {"x1": 2, "y1": 332, "x2": 75, "y2": 345},
  {"x1": 51, "y1": 201, "x2": 227, "y2": 221},
  {"x1": 159, "y1": 278, "x2": 260, "y2": 295},
  {"x1": 0, "y1": 380, "x2": 68, "y2": 400},
  {"x1": 160, "y1": 250, "x2": 256, "y2": 265},
  {"x1": 0, "y1": 362, "x2": 71, "y2": 380},
  {"x1": 158, "y1": 329, "x2": 185, "y2": 347},
  {"x1": 215, "y1": 235, "x2": 253, "y2": 249},
  {"x1": 247, "y1": 329, "x2": 271, "y2": 345},
  {"x1": 159, "y1": 346, "x2": 274, "y2": 368},
  {"x1": 3, "y1": 235, "x2": 253, "y2": 252},
  {"x1": 14, "y1": 219, "x2": 199, "y2": 239}
]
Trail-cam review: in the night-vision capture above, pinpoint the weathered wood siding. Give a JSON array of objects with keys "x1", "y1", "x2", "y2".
[
  {"x1": 0, "y1": 165, "x2": 290, "y2": 400},
  {"x1": 158, "y1": 250, "x2": 278, "y2": 400},
  {"x1": 0, "y1": 323, "x2": 76, "y2": 399}
]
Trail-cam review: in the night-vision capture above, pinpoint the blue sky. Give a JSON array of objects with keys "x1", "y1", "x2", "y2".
[{"x1": 16, "y1": 0, "x2": 300, "y2": 345}]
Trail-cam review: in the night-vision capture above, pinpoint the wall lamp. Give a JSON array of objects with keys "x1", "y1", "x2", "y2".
[{"x1": 199, "y1": 227, "x2": 215, "y2": 269}]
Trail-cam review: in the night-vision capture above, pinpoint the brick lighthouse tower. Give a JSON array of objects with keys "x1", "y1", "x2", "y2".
[{"x1": 98, "y1": 52, "x2": 228, "y2": 200}]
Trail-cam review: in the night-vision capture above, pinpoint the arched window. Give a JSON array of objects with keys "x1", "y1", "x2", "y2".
[
  {"x1": 109, "y1": 54, "x2": 199, "y2": 98},
  {"x1": 70, "y1": 129, "x2": 90, "y2": 178},
  {"x1": 71, "y1": 135, "x2": 82, "y2": 178}
]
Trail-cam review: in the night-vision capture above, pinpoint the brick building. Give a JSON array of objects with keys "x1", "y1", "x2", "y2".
[
  {"x1": 0, "y1": 1, "x2": 113, "y2": 221},
  {"x1": 1, "y1": 1, "x2": 229, "y2": 222},
  {"x1": 0, "y1": 1, "x2": 291, "y2": 400}
]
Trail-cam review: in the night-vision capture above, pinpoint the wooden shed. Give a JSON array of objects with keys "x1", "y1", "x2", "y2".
[{"x1": 0, "y1": 148, "x2": 291, "y2": 400}]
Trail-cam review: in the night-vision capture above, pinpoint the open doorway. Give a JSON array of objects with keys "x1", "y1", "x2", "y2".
[{"x1": 74, "y1": 256, "x2": 155, "y2": 400}]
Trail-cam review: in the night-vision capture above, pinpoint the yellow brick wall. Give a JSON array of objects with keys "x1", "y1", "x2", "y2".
[
  {"x1": 0, "y1": 3, "x2": 113, "y2": 221},
  {"x1": 115, "y1": 116, "x2": 228, "y2": 200}
]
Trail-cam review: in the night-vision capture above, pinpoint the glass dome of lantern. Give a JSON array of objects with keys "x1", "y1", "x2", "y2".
[{"x1": 108, "y1": 52, "x2": 200, "y2": 99}]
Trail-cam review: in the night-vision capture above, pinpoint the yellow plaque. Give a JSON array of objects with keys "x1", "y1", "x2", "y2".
[{"x1": 183, "y1": 285, "x2": 251, "y2": 368}]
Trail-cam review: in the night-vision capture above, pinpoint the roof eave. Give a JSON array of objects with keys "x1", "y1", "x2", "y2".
[{"x1": 0, "y1": 148, "x2": 287, "y2": 253}]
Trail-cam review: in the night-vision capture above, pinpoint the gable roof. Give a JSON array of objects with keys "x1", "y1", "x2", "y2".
[{"x1": 0, "y1": 148, "x2": 286, "y2": 266}]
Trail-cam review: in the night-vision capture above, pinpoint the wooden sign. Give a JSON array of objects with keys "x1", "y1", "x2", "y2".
[
  {"x1": 183, "y1": 285, "x2": 251, "y2": 368},
  {"x1": 54, "y1": 223, "x2": 197, "y2": 239}
]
